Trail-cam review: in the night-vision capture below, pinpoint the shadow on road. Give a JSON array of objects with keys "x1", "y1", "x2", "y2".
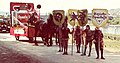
[{"x1": 19, "y1": 40, "x2": 44, "y2": 44}]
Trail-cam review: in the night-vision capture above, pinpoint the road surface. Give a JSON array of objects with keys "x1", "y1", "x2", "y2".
[
  {"x1": 0, "y1": 33, "x2": 120, "y2": 63},
  {"x1": 0, "y1": 42, "x2": 41, "y2": 63}
]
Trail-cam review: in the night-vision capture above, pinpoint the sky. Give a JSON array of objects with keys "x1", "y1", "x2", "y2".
[{"x1": 0, "y1": 0, "x2": 120, "y2": 14}]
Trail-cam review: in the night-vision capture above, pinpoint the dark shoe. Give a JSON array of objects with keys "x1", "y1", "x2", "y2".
[
  {"x1": 96, "y1": 57, "x2": 99, "y2": 59},
  {"x1": 44, "y1": 43, "x2": 46, "y2": 45},
  {"x1": 58, "y1": 50, "x2": 61, "y2": 52},
  {"x1": 101, "y1": 57, "x2": 105, "y2": 60},
  {"x1": 65, "y1": 52, "x2": 68, "y2": 55},
  {"x1": 58, "y1": 50, "x2": 63, "y2": 52},
  {"x1": 76, "y1": 51, "x2": 80, "y2": 53},
  {"x1": 88, "y1": 54, "x2": 91, "y2": 57},
  {"x1": 62, "y1": 52, "x2": 68, "y2": 55},
  {"x1": 49, "y1": 45, "x2": 52, "y2": 46},
  {"x1": 62, "y1": 52, "x2": 65, "y2": 55},
  {"x1": 33, "y1": 44, "x2": 39, "y2": 46}
]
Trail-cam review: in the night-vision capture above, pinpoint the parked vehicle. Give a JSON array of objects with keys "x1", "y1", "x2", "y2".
[{"x1": 0, "y1": 19, "x2": 10, "y2": 32}]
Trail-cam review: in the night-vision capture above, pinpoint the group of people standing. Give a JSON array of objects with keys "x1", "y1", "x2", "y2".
[
  {"x1": 57, "y1": 17, "x2": 105, "y2": 60},
  {"x1": 80, "y1": 25, "x2": 105, "y2": 59},
  {"x1": 28, "y1": 13, "x2": 105, "y2": 59}
]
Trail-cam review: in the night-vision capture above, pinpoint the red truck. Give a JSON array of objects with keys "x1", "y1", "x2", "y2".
[{"x1": 10, "y1": 2, "x2": 42, "y2": 41}]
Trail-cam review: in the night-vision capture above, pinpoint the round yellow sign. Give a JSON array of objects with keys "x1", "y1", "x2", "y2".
[
  {"x1": 68, "y1": 9, "x2": 88, "y2": 26},
  {"x1": 68, "y1": 9, "x2": 77, "y2": 26},
  {"x1": 53, "y1": 10, "x2": 65, "y2": 26},
  {"x1": 77, "y1": 9, "x2": 88, "y2": 26},
  {"x1": 92, "y1": 9, "x2": 109, "y2": 28}
]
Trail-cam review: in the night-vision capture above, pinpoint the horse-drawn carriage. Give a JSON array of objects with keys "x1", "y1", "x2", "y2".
[
  {"x1": 10, "y1": 2, "x2": 43, "y2": 41},
  {"x1": 10, "y1": 2, "x2": 57, "y2": 46}
]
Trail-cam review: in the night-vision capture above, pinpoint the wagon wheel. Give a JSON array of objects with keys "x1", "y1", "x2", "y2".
[{"x1": 15, "y1": 36, "x2": 20, "y2": 40}]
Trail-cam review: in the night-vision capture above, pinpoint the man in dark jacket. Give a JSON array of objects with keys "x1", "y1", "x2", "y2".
[
  {"x1": 61, "y1": 23, "x2": 70, "y2": 55},
  {"x1": 94, "y1": 28, "x2": 105, "y2": 59},
  {"x1": 61, "y1": 16, "x2": 73, "y2": 55},
  {"x1": 81, "y1": 25, "x2": 94, "y2": 57},
  {"x1": 75, "y1": 26, "x2": 82, "y2": 53}
]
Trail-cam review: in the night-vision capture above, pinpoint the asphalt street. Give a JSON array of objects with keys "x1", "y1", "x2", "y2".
[
  {"x1": 0, "y1": 43, "x2": 41, "y2": 63},
  {"x1": 0, "y1": 33, "x2": 120, "y2": 63}
]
